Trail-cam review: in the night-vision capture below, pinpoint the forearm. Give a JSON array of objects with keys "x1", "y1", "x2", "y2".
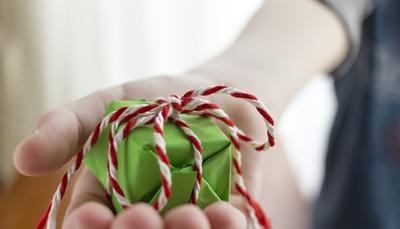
[{"x1": 190, "y1": 0, "x2": 348, "y2": 117}]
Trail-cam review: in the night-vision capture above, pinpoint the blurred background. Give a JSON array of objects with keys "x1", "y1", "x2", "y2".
[
  {"x1": 0, "y1": 0, "x2": 337, "y2": 228},
  {"x1": 0, "y1": 0, "x2": 265, "y2": 186}
]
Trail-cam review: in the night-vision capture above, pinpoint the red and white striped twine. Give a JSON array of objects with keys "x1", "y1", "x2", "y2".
[{"x1": 36, "y1": 85, "x2": 275, "y2": 229}]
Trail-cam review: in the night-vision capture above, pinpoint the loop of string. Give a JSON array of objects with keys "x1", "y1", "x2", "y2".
[{"x1": 36, "y1": 85, "x2": 275, "y2": 229}]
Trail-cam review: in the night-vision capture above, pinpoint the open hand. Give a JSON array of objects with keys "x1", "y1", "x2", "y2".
[{"x1": 14, "y1": 75, "x2": 267, "y2": 229}]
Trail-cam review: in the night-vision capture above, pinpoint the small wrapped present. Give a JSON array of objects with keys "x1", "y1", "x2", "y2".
[
  {"x1": 36, "y1": 86, "x2": 275, "y2": 229},
  {"x1": 84, "y1": 100, "x2": 232, "y2": 214}
]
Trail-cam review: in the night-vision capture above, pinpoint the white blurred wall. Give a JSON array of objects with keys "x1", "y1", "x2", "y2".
[
  {"x1": 279, "y1": 74, "x2": 337, "y2": 201},
  {"x1": 28, "y1": 0, "x2": 264, "y2": 107}
]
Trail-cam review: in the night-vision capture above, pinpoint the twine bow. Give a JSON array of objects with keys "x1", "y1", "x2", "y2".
[{"x1": 36, "y1": 85, "x2": 275, "y2": 229}]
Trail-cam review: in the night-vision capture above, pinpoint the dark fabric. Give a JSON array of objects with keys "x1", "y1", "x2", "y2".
[{"x1": 313, "y1": 1, "x2": 400, "y2": 228}]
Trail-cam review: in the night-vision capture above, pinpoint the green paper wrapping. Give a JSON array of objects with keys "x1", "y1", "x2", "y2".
[{"x1": 83, "y1": 100, "x2": 232, "y2": 214}]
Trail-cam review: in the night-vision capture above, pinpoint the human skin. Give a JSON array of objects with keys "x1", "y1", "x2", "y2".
[{"x1": 13, "y1": 0, "x2": 348, "y2": 228}]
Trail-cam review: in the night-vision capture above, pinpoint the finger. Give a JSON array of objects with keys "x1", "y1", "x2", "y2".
[
  {"x1": 63, "y1": 169, "x2": 113, "y2": 229},
  {"x1": 63, "y1": 202, "x2": 114, "y2": 229},
  {"x1": 164, "y1": 205, "x2": 211, "y2": 229},
  {"x1": 13, "y1": 75, "x2": 212, "y2": 176},
  {"x1": 204, "y1": 202, "x2": 246, "y2": 229},
  {"x1": 66, "y1": 169, "x2": 112, "y2": 215},
  {"x1": 111, "y1": 204, "x2": 163, "y2": 229},
  {"x1": 14, "y1": 85, "x2": 125, "y2": 176}
]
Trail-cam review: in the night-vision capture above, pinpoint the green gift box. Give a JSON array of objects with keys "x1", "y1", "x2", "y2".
[{"x1": 84, "y1": 100, "x2": 232, "y2": 214}]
